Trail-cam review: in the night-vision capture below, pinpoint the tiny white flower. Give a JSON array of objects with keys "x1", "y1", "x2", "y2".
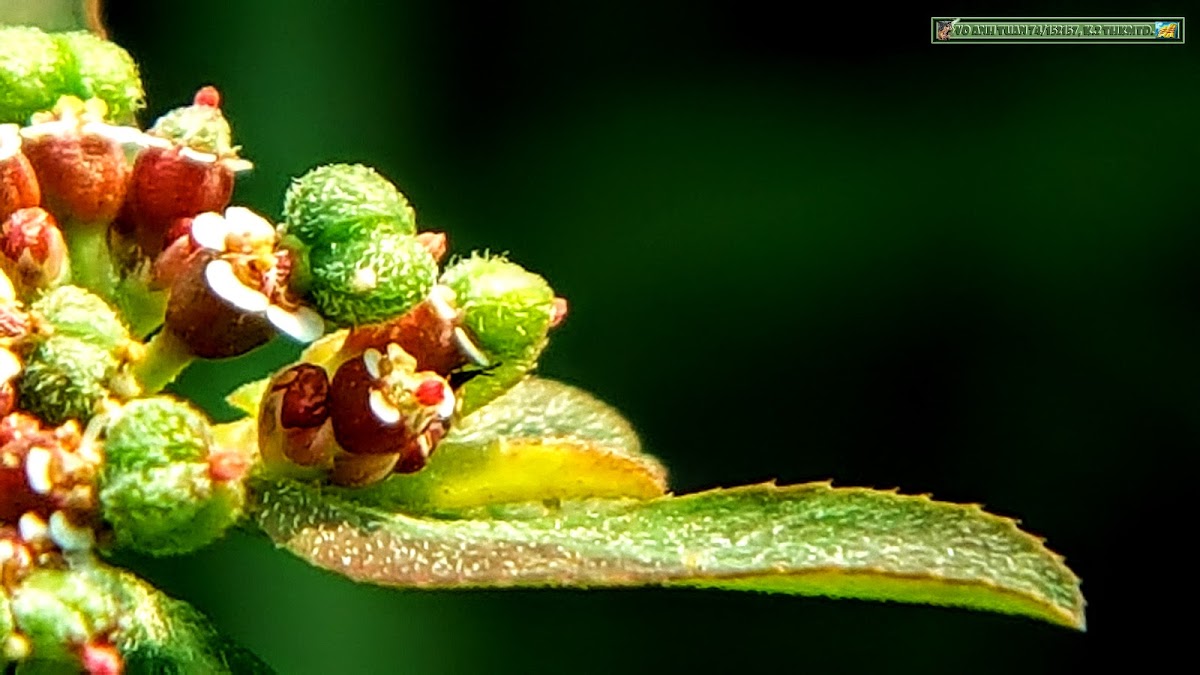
[{"x1": 191, "y1": 207, "x2": 326, "y2": 343}]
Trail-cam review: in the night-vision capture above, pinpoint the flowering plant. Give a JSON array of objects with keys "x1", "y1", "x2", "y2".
[{"x1": 0, "y1": 13, "x2": 1084, "y2": 675}]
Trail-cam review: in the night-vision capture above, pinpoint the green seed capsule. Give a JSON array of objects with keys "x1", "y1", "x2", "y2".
[
  {"x1": 98, "y1": 397, "x2": 245, "y2": 556},
  {"x1": 100, "y1": 462, "x2": 244, "y2": 556},
  {"x1": 54, "y1": 31, "x2": 145, "y2": 125},
  {"x1": 307, "y1": 232, "x2": 437, "y2": 327},
  {"x1": 101, "y1": 397, "x2": 211, "y2": 474},
  {"x1": 440, "y1": 254, "x2": 556, "y2": 358},
  {"x1": 282, "y1": 163, "x2": 416, "y2": 246},
  {"x1": 439, "y1": 254, "x2": 557, "y2": 414},
  {"x1": 17, "y1": 335, "x2": 118, "y2": 425},
  {"x1": 30, "y1": 285, "x2": 131, "y2": 355},
  {"x1": 0, "y1": 26, "x2": 71, "y2": 125},
  {"x1": 8, "y1": 568, "x2": 119, "y2": 663}
]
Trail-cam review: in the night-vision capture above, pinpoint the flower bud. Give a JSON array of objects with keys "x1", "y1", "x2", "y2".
[
  {"x1": 17, "y1": 335, "x2": 118, "y2": 425},
  {"x1": 54, "y1": 31, "x2": 145, "y2": 125},
  {"x1": 282, "y1": 163, "x2": 416, "y2": 247},
  {"x1": 438, "y1": 255, "x2": 558, "y2": 412},
  {"x1": 0, "y1": 207, "x2": 69, "y2": 298},
  {"x1": 307, "y1": 231, "x2": 438, "y2": 327},
  {"x1": 98, "y1": 397, "x2": 246, "y2": 556},
  {"x1": 0, "y1": 124, "x2": 41, "y2": 224},
  {"x1": 122, "y1": 88, "x2": 250, "y2": 257},
  {"x1": 7, "y1": 568, "x2": 120, "y2": 665},
  {"x1": 0, "y1": 27, "x2": 71, "y2": 125},
  {"x1": 19, "y1": 97, "x2": 137, "y2": 225},
  {"x1": 29, "y1": 285, "x2": 132, "y2": 357}
]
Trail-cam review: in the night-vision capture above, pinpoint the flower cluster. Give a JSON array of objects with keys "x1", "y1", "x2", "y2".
[{"x1": 1, "y1": 24, "x2": 570, "y2": 672}]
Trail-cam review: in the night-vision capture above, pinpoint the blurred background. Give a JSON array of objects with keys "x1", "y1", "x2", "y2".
[{"x1": 81, "y1": 0, "x2": 1199, "y2": 672}]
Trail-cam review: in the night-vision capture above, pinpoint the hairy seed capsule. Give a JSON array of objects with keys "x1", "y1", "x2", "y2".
[{"x1": 282, "y1": 163, "x2": 416, "y2": 247}]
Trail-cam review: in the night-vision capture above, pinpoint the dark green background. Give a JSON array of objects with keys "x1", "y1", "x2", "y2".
[{"x1": 96, "y1": 0, "x2": 1192, "y2": 672}]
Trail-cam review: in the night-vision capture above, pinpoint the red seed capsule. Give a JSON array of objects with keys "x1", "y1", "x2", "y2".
[
  {"x1": 0, "y1": 207, "x2": 69, "y2": 296},
  {"x1": 20, "y1": 126, "x2": 130, "y2": 225},
  {"x1": 0, "y1": 124, "x2": 41, "y2": 224},
  {"x1": 125, "y1": 146, "x2": 235, "y2": 256}
]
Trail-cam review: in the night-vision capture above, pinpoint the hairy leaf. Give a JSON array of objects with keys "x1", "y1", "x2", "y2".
[{"x1": 252, "y1": 477, "x2": 1085, "y2": 630}]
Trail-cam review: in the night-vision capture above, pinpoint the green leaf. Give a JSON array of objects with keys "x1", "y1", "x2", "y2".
[
  {"x1": 251, "y1": 477, "x2": 1085, "y2": 630},
  {"x1": 343, "y1": 377, "x2": 668, "y2": 513},
  {"x1": 0, "y1": 0, "x2": 104, "y2": 34}
]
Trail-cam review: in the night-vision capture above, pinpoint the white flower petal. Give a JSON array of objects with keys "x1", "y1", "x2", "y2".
[
  {"x1": 17, "y1": 120, "x2": 71, "y2": 141},
  {"x1": 428, "y1": 284, "x2": 459, "y2": 321},
  {"x1": 0, "y1": 123, "x2": 21, "y2": 160},
  {"x1": 225, "y1": 206, "x2": 276, "y2": 242},
  {"x1": 24, "y1": 448, "x2": 53, "y2": 495},
  {"x1": 221, "y1": 157, "x2": 254, "y2": 173},
  {"x1": 368, "y1": 389, "x2": 402, "y2": 425},
  {"x1": 190, "y1": 212, "x2": 232, "y2": 251},
  {"x1": 267, "y1": 305, "x2": 325, "y2": 343},
  {"x1": 453, "y1": 327, "x2": 491, "y2": 367},
  {"x1": 205, "y1": 259, "x2": 270, "y2": 312},
  {"x1": 179, "y1": 146, "x2": 218, "y2": 164},
  {"x1": 0, "y1": 270, "x2": 15, "y2": 303},
  {"x1": 48, "y1": 511, "x2": 95, "y2": 552},
  {"x1": 18, "y1": 513, "x2": 49, "y2": 543},
  {"x1": 362, "y1": 348, "x2": 383, "y2": 380},
  {"x1": 81, "y1": 122, "x2": 153, "y2": 148},
  {"x1": 436, "y1": 384, "x2": 456, "y2": 419},
  {"x1": 0, "y1": 348, "x2": 22, "y2": 384}
]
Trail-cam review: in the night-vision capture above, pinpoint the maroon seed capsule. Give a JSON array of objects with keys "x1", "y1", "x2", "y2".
[
  {"x1": 328, "y1": 356, "x2": 414, "y2": 456},
  {"x1": 259, "y1": 362, "x2": 334, "y2": 467},
  {"x1": 163, "y1": 249, "x2": 273, "y2": 358}
]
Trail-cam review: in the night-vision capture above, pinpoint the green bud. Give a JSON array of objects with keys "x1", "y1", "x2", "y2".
[
  {"x1": 307, "y1": 232, "x2": 437, "y2": 327},
  {"x1": 31, "y1": 285, "x2": 131, "y2": 355},
  {"x1": 440, "y1": 254, "x2": 556, "y2": 358},
  {"x1": 282, "y1": 163, "x2": 416, "y2": 246},
  {"x1": 150, "y1": 97, "x2": 234, "y2": 155},
  {"x1": 101, "y1": 397, "x2": 210, "y2": 474},
  {"x1": 54, "y1": 31, "x2": 145, "y2": 125},
  {"x1": 440, "y1": 255, "x2": 557, "y2": 415},
  {"x1": 0, "y1": 26, "x2": 71, "y2": 125},
  {"x1": 100, "y1": 462, "x2": 245, "y2": 556},
  {"x1": 18, "y1": 335, "x2": 118, "y2": 425},
  {"x1": 99, "y1": 397, "x2": 245, "y2": 556},
  {"x1": 9, "y1": 568, "x2": 119, "y2": 662}
]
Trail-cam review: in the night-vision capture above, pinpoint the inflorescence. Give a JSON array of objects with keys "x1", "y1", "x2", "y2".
[{"x1": 1, "y1": 24, "x2": 565, "y2": 673}]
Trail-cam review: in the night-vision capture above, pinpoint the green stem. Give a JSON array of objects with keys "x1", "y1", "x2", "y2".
[
  {"x1": 65, "y1": 219, "x2": 118, "y2": 301},
  {"x1": 113, "y1": 273, "x2": 169, "y2": 339},
  {"x1": 133, "y1": 329, "x2": 196, "y2": 394}
]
